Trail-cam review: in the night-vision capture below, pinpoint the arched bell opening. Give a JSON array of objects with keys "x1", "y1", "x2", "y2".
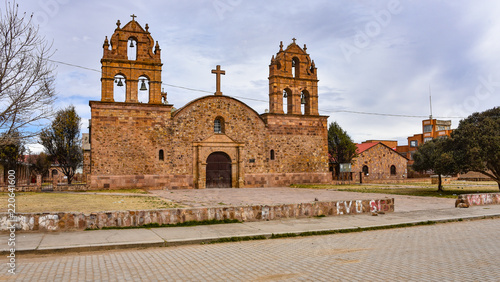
[
  {"x1": 113, "y1": 74, "x2": 126, "y2": 102},
  {"x1": 137, "y1": 75, "x2": 150, "y2": 103},
  {"x1": 283, "y1": 88, "x2": 292, "y2": 114},
  {"x1": 127, "y1": 37, "x2": 137, "y2": 60}
]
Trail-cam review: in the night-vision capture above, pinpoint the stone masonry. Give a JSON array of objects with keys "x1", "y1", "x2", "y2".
[
  {"x1": 87, "y1": 17, "x2": 330, "y2": 189},
  {"x1": 352, "y1": 142, "x2": 408, "y2": 182},
  {"x1": 0, "y1": 198, "x2": 394, "y2": 232}
]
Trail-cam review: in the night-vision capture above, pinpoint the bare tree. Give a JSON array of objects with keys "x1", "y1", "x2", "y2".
[{"x1": 0, "y1": 1, "x2": 56, "y2": 144}]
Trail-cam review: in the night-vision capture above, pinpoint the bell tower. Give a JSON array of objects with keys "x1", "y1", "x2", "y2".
[
  {"x1": 100, "y1": 15, "x2": 163, "y2": 104},
  {"x1": 268, "y1": 39, "x2": 318, "y2": 115}
]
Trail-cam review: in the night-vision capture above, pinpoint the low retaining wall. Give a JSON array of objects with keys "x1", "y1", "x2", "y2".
[
  {"x1": 89, "y1": 174, "x2": 194, "y2": 190},
  {"x1": 0, "y1": 198, "x2": 394, "y2": 232},
  {"x1": 0, "y1": 184, "x2": 87, "y2": 193},
  {"x1": 456, "y1": 193, "x2": 500, "y2": 207}
]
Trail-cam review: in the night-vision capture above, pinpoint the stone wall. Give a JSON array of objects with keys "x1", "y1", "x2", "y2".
[
  {"x1": 456, "y1": 193, "x2": 500, "y2": 207},
  {"x1": 0, "y1": 184, "x2": 87, "y2": 193},
  {"x1": 89, "y1": 174, "x2": 193, "y2": 190},
  {"x1": 352, "y1": 143, "x2": 408, "y2": 182},
  {"x1": 0, "y1": 198, "x2": 394, "y2": 232},
  {"x1": 89, "y1": 95, "x2": 330, "y2": 189}
]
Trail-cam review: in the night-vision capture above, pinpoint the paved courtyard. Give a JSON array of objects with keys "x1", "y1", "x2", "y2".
[
  {"x1": 4, "y1": 218, "x2": 499, "y2": 281},
  {"x1": 150, "y1": 187, "x2": 456, "y2": 212}
]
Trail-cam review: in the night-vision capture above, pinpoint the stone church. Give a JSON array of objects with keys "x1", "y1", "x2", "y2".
[{"x1": 85, "y1": 17, "x2": 330, "y2": 189}]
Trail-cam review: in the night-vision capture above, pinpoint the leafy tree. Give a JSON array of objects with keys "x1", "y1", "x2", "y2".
[
  {"x1": 447, "y1": 107, "x2": 500, "y2": 189},
  {"x1": 40, "y1": 106, "x2": 82, "y2": 184},
  {"x1": 0, "y1": 1, "x2": 56, "y2": 144},
  {"x1": 27, "y1": 152, "x2": 51, "y2": 178},
  {"x1": 412, "y1": 138, "x2": 456, "y2": 192},
  {"x1": 0, "y1": 129, "x2": 24, "y2": 181},
  {"x1": 327, "y1": 122, "x2": 358, "y2": 177}
]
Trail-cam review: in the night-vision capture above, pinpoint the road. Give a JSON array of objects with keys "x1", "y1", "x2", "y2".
[{"x1": 3, "y1": 218, "x2": 499, "y2": 281}]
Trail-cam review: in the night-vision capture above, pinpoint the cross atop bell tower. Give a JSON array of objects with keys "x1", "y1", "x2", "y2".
[{"x1": 100, "y1": 16, "x2": 163, "y2": 104}]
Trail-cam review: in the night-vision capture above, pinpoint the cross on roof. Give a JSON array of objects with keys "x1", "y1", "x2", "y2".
[
  {"x1": 211, "y1": 65, "x2": 226, "y2": 96},
  {"x1": 131, "y1": 14, "x2": 137, "y2": 21},
  {"x1": 292, "y1": 37, "x2": 296, "y2": 44}
]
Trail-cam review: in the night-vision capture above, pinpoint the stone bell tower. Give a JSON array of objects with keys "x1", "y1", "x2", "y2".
[
  {"x1": 268, "y1": 38, "x2": 319, "y2": 115},
  {"x1": 100, "y1": 15, "x2": 163, "y2": 104}
]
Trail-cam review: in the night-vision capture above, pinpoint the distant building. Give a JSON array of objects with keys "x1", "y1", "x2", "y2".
[
  {"x1": 362, "y1": 140, "x2": 398, "y2": 150},
  {"x1": 396, "y1": 118, "x2": 453, "y2": 165},
  {"x1": 352, "y1": 142, "x2": 408, "y2": 183}
]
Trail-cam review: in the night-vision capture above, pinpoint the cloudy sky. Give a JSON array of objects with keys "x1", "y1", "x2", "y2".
[{"x1": 16, "y1": 0, "x2": 500, "y2": 151}]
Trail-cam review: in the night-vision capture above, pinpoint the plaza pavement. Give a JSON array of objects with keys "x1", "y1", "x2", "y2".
[{"x1": 2, "y1": 188, "x2": 500, "y2": 255}]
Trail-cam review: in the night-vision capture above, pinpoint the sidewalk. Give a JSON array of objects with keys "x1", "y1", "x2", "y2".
[{"x1": 3, "y1": 205, "x2": 500, "y2": 255}]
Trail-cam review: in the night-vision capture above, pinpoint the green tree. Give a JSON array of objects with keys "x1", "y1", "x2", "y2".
[
  {"x1": 327, "y1": 122, "x2": 358, "y2": 177},
  {"x1": 40, "y1": 106, "x2": 82, "y2": 184},
  {"x1": 412, "y1": 138, "x2": 457, "y2": 192},
  {"x1": 0, "y1": 130, "x2": 24, "y2": 181},
  {"x1": 447, "y1": 107, "x2": 500, "y2": 189}
]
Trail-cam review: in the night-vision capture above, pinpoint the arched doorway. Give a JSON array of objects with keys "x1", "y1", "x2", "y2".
[{"x1": 206, "y1": 152, "x2": 232, "y2": 188}]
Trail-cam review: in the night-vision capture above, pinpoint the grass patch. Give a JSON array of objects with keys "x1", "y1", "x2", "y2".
[
  {"x1": 314, "y1": 214, "x2": 326, "y2": 218},
  {"x1": 93, "y1": 218, "x2": 241, "y2": 231},
  {"x1": 210, "y1": 220, "x2": 442, "y2": 245},
  {"x1": 271, "y1": 233, "x2": 298, "y2": 239},
  {"x1": 292, "y1": 181, "x2": 499, "y2": 198},
  {"x1": 269, "y1": 222, "x2": 437, "y2": 239},
  {"x1": 0, "y1": 192, "x2": 182, "y2": 213},
  {"x1": 208, "y1": 235, "x2": 267, "y2": 244}
]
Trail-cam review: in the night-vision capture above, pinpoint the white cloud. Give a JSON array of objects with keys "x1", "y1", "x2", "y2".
[
  {"x1": 26, "y1": 144, "x2": 45, "y2": 154},
  {"x1": 13, "y1": 0, "x2": 500, "y2": 146}
]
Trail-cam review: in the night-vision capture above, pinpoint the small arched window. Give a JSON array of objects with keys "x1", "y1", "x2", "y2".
[
  {"x1": 390, "y1": 165, "x2": 396, "y2": 175},
  {"x1": 159, "y1": 149, "x2": 164, "y2": 161},
  {"x1": 52, "y1": 169, "x2": 58, "y2": 176},
  {"x1": 270, "y1": 149, "x2": 275, "y2": 160},
  {"x1": 214, "y1": 117, "x2": 224, "y2": 133},
  {"x1": 362, "y1": 165, "x2": 369, "y2": 176}
]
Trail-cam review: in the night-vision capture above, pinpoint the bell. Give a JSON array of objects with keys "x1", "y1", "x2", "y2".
[
  {"x1": 129, "y1": 40, "x2": 135, "y2": 48},
  {"x1": 283, "y1": 91, "x2": 287, "y2": 98},
  {"x1": 116, "y1": 78, "x2": 124, "y2": 87},
  {"x1": 140, "y1": 79, "x2": 148, "y2": 91},
  {"x1": 301, "y1": 94, "x2": 306, "y2": 104}
]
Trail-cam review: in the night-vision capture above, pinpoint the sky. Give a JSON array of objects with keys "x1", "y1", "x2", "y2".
[{"x1": 14, "y1": 0, "x2": 500, "y2": 152}]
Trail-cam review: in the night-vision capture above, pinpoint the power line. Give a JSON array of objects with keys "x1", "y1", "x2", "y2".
[{"x1": 47, "y1": 58, "x2": 467, "y2": 119}]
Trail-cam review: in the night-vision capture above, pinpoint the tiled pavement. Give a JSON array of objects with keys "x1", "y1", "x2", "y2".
[
  {"x1": 150, "y1": 187, "x2": 456, "y2": 212},
  {"x1": 2, "y1": 217, "x2": 499, "y2": 281}
]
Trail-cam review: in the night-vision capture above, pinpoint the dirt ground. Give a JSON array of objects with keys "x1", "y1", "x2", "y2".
[{"x1": 150, "y1": 187, "x2": 456, "y2": 212}]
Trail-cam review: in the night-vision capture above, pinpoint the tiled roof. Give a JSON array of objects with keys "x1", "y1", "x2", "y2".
[{"x1": 356, "y1": 142, "x2": 379, "y2": 154}]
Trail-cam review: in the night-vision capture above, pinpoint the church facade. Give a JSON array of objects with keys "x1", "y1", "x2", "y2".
[{"x1": 86, "y1": 17, "x2": 330, "y2": 189}]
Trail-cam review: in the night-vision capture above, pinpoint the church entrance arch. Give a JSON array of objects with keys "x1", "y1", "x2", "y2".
[{"x1": 206, "y1": 152, "x2": 232, "y2": 188}]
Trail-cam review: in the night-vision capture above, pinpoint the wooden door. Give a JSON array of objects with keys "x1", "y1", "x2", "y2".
[{"x1": 206, "y1": 152, "x2": 232, "y2": 188}]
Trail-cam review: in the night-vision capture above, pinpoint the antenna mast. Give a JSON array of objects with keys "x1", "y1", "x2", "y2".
[{"x1": 429, "y1": 85, "x2": 433, "y2": 119}]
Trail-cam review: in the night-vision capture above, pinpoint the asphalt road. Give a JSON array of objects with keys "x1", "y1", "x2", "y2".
[{"x1": 3, "y1": 218, "x2": 499, "y2": 281}]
